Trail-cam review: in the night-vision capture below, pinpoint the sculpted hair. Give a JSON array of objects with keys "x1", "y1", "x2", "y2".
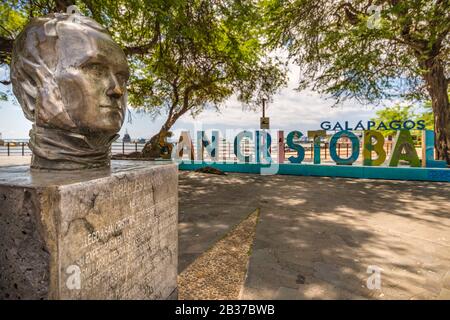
[{"x1": 10, "y1": 13, "x2": 109, "y2": 129}]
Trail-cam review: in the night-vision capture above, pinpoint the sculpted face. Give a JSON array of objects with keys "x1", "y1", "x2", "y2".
[
  {"x1": 11, "y1": 14, "x2": 132, "y2": 170},
  {"x1": 55, "y1": 26, "x2": 130, "y2": 134}
]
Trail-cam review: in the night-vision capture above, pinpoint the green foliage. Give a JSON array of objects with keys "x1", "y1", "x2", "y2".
[
  {"x1": 416, "y1": 101, "x2": 434, "y2": 131},
  {"x1": 371, "y1": 102, "x2": 434, "y2": 138},
  {"x1": 107, "y1": 0, "x2": 287, "y2": 123},
  {"x1": 0, "y1": 0, "x2": 287, "y2": 133},
  {"x1": 371, "y1": 105, "x2": 415, "y2": 137},
  {"x1": 0, "y1": 2, "x2": 27, "y2": 38},
  {"x1": 263, "y1": 0, "x2": 449, "y2": 104}
]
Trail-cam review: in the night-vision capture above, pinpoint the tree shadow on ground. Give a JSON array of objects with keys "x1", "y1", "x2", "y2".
[
  {"x1": 178, "y1": 172, "x2": 260, "y2": 272},
  {"x1": 179, "y1": 171, "x2": 450, "y2": 299},
  {"x1": 251, "y1": 175, "x2": 450, "y2": 299}
]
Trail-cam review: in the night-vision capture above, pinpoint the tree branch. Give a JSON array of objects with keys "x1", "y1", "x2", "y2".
[
  {"x1": 123, "y1": 21, "x2": 160, "y2": 56},
  {"x1": 335, "y1": 2, "x2": 362, "y2": 26},
  {"x1": 124, "y1": 42, "x2": 157, "y2": 55},
  {"x1": 0, "y1": 25, "x2": 15, "y2": 39},
  {"x1": 55, "y1": 0, "x2": 76, "y2": 12},
  {"x1": 0, "y1": 36, "x2": 14, "y2": 65}
]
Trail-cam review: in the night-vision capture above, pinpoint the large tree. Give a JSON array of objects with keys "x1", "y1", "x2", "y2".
[
  {"x1": 1, "y1": 1, "x2": 76, "y2": 67},
  {"x1": 0, "y1": 0, "x2": 287, "y2": 155},
  {"x1": 264, "y1": 0, "x2": 450, "y2": 164}
]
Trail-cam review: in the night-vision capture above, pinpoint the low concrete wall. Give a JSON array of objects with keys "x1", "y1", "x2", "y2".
[{"x1": 178, "y1": 161, "x2": 450, "y2": 182}]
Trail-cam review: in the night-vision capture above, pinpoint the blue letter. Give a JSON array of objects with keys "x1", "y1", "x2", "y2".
[
  {"x1": 354, "y1": 121, "x2": 366, "y2": 131},
  {"x1": 256, "y1": 130, "x2": 272, "y2": 164},
  {"x1": 421, "y1": 130, "x2": 447, "y2": 168},
  {"x1": 307, "y1": 130, "x2": 326, "y2": 164},
  {"x1": 389, "y1": 120, "x2": 401, "y2": 130},
  {"x1": 320, "y1": 121, "x2": 331, "y2": 130},
  {"x1": 332, "y1": 122, "x2": 343, "y2": 131},
  {"x1": 234, "y1": 131, "x2": 253, "y2": 163},
  {"x1": 286, "y1": 131, "x2": 305, "y2": 163},
  {"x1": 416, "y1": 120, "x2": 426, "y2": 130},
  {"x1": 377, "y1": 122, "x2": 387, "y2": 130},
  {"x1": 329, "y1": 130, "x2": 360, "y2": 165},
  {"x1": 197, "y1": 131, "x2": 219, "y2": 161},
  {"x1": 402, "y1": 120, "x2": 415, "y2": 130}
]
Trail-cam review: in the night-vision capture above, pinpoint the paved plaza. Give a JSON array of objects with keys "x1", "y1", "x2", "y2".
[
  {"x1": 1, "y1": 158, "x2": 449, "y2": 299},
  {"x1": 179, "y1": 171, "x2": 450, "y2": 299}
]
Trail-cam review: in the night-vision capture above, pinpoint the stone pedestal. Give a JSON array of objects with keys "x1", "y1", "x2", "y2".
[{"x1": 0, "y1": 161, "x2": 178, "y2": 300}]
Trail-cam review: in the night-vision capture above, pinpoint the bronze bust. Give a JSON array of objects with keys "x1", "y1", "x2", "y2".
[{"x1": 10, "y1": 11, "x2": 130, "y2": 170}]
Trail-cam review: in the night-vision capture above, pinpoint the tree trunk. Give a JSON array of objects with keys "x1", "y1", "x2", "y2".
[
  {"x1": 421, "y1": 58, "x2": 450, "y2": 165},
  {"x1": 141, "y1": 85, "x2": 194, "y2": 158},
  {"x1": 141, "y1": 112, "x2": 182, "y2": 157}
]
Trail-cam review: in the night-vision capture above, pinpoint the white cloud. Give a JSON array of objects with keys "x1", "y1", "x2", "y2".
[
  {"x1": 174, "y1": 64, "x2": 378, "y2": 133},
  {"x1": 1, "y1": 63, "x2": 381, "y2": 140}
]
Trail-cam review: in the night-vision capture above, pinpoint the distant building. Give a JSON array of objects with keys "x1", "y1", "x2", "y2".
[{"x1": 123, "y1": 129, "x2": 131, "y2": 143}]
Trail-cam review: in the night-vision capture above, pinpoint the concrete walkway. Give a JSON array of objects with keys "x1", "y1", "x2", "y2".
[
  {"x1": 178, "y1": 172, "x2": 259, "y2": 272},
  {"x1": 179, "y1": 171, "x2": 450, "y2": 300},
  {"x1": 0, "y1": 156, "x2": 31, "y2": 167},
  {"x1": 2, "y1": 159, "x2": 449, "y2": 299}
]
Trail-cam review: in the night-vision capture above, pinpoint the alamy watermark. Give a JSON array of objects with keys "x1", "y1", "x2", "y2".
[
  {"x1": 66, "y1": 264, "x2": 81, "y2": 290},
  {"x1": 367, "y1": 5, "x2": 382, "y2": 29},
  {"x1": 366, "y1": 265, "x2": 382, "y2": 290}
]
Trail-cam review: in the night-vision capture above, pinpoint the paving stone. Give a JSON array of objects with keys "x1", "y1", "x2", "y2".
[{"x1": 178, "y1": 172, "x2": 450, "y2": 300}]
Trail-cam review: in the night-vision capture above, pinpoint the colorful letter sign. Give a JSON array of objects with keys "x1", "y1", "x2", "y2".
[
  {"x1": 177, "y1": 131, "x2": 195, "y2": 160},
  {"x1": 308, "y1": 130, "x2": 326, "y2": 164},
  {"x1": 421, "y1": 130, "x2": 447, "y2": 168},
  {"x1": 286, "y1": 131, "x2": 305, "y2": 164},
  {"x1": 173, "y1": 125, "x2": 448, "y2": 171},
  {"x1": 197, "y1": 131, "x2": 219, "y2": 161},
  {"x1": 256, "y1": 130, "x2": 272, "y2": 164},
  {"x1": 388, "y1": 130, "x2": 420, "y2": 167},
  {"x1": 363, "y1": 130, "x2": 386, "y2": 166},
  {"x1": 329, "y1": 130, "x2": 360, "y2": 165},
  {"x1": 234, "y1": 131, "x2": 253, "y2": 163}
]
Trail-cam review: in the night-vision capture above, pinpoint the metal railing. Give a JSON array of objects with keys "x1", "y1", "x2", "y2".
[
  {"x1": 0, "y1": 142, "x2": 31, "y2": 156},
  {"x1": 0, "y1": 140, "x2": 148, "y2": 157},
  {"x1": 111, "y1": 141, "x2": 147, "y2": 155}
]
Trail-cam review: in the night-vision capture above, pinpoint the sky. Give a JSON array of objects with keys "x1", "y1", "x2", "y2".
[{"x1": 0, "y1": 63, "x2": 382, "y2": 141}]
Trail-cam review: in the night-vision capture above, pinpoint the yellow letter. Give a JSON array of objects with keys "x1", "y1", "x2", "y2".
[{"x1": 363, "y1": 130, "x2": 386, "y2": 166}]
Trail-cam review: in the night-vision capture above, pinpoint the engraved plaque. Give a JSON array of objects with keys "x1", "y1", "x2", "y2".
[{"x1": 0, "y1": 161, "x2": 178, "y2": 300}]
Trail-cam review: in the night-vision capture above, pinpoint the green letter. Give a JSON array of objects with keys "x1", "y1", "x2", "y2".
[{"x1": 388, "y1": 130, "x2": 420, "y2": 167}]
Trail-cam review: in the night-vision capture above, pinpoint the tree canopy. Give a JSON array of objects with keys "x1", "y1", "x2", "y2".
[
  {"x1": 263, "y1": 0, "x2": 449, "y2": 163},
  {"x1": 2, "y1": 0, "x2": 449, "y2": 163},
  {"x1": 263, "y1": 0, "x2": 449, "y2": 103},
  {"x1": 0, "y1": 0, "x2": 287, "y2": 151}
]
